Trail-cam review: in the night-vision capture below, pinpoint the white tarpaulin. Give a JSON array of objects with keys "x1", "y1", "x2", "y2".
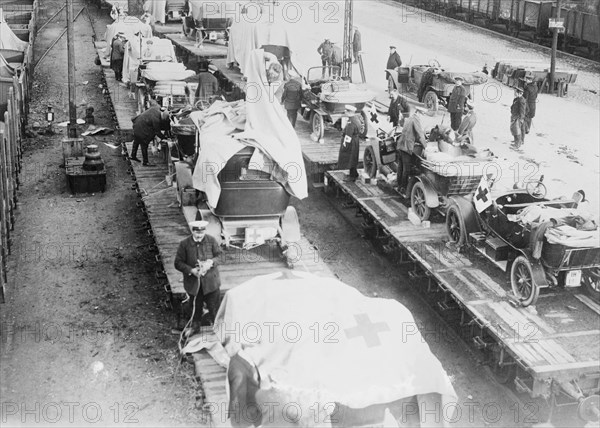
[
  {"x1": 214, "y1": 271, "x2": 457, "y2": 424},
  {"x1": 0, "y1": 19, "x2": 28, "y2": 52},
  {"x1": 190, "y1": 49, "x2": 307, "y2": 207},
  {"x1": 145, "y1": 0, "x2": 166, "y2": 24},
  {"x1": 104, "y1": 17, "x2": 152, "y2": 59}
]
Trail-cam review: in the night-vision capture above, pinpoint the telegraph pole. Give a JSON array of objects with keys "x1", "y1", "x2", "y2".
[
  {"x1": 342, "y1": 0, "x2": 353, "y2": 81},
  {"x1": 549, "y1": 0, "x2": 562, "y2": 95},
  {"x1": 66, "y1": 0, "x2": 77, "y2": 137}
]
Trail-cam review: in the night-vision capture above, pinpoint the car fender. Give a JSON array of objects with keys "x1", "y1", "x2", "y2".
[
  {"x1": 415, "y1": 175, "x2": 440, "y2": 208},
  {"x1": 385, "y1": 69, "x2": 399, "y2": 86},
  {"x1": 448, "y1": 195, "x2": 481, "y2": 235},
  {"x1": 366, "y1": 137, "x2": 383, "y2": 166},
  {"x1": 509, "y1": 249, "x2": 550, "y2": 288}
]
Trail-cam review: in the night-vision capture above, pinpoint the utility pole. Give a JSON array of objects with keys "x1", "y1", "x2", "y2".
[
  {"x1": 549, "y1": 0, "x2": 562, "y2": 95},
  {"x1": 342, "y1": 0, "x2": 353, "y2": 81},
  {"x1": 66, "y1": 0, "x2": 77, "y2": 137}
]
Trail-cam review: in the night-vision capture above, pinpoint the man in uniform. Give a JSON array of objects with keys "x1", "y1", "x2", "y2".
[
  {"x1": 110, "y1": 33, "x2": 126, "y2": 81},
  {"x1": 386, "y1": 46, "x2": 402, "y2": 70},
  {"x1": 396, "y1": 108, "x2": 427, "y2": 198},
  {"x1": 338, "y1": 105, "x2": 362, "y2": 182},
  {"x1": 510, "y1": 87, "x2": 527, "y2": 148},
  {"x1": 522, "y1": 74, "x2": 538, "y2": 135},
  {"x1": 175, "y1": 220, "x2": 222, "y2": 335},
  {"x1": 131, "y1": 106, "x2": 170, "y2": 166},
  {"x1": 281, "y1": 77, "x2": 303, "y2": 128},
  {"x1": 448, "y1": 76, "x2": 469, "y2": 131},
  {"x1": 388, "y1": 89, "x2": 411, "y2": 128}
]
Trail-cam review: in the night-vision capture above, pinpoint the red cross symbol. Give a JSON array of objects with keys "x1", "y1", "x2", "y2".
[
  {"x1": 344, "y1": 314, "x2": 390, "y2": 348},
  {"x1": 247, "y1": 228, "x2": 262, "y2": 243},
  {"x1": 476, "y1": 186, "x2": 489, "y2": 203}
]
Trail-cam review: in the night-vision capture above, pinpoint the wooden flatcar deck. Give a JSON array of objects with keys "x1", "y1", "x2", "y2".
[
  {"x1": 164, "y1": 34, "x2": 228, "y2": 59},
  {"x1": 326, "y1": 169, "x2": 600, "y2": 385}
]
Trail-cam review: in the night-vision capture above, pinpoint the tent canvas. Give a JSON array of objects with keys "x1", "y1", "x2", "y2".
[
  {"x1": 0, "y1": 19, "x2": 28, "y2": 52},
  {"x1": 214, "y1": 271, "x2": 457, "y2": 426}
]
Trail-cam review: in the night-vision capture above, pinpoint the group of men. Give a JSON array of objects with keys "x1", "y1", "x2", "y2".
[
  {"x1": 510, "y1": 74, "x2": 538, "y2": 148},
  {"x1": 317, "y1": 26, "x2": 362, "y2": 68}
]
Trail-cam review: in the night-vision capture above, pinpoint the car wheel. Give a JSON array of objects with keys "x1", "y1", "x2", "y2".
[
  {"x1": 363, "y1": 146, "x2": 377, "y2": 178},
  {"x1": 358, "y1": 110, "x2": 369, "y2": 138},
  {"x1": 423, "y1": 90, "x2": 438, "y2": 112},
  {"x1": 445, "y1": 203, "x2": 466, "y2": 246},
  {"x1": 311, "y1": 111, "x2": 324, "y2": 140},
  {"x1": 510, "y1": 255, "x2": 540, "y2": 307},
  {"x1": 582, "y1": 268, "x2": 600, "y2": 303},
  {"x1": 411, "y1": 181, "x2": 430, "y2": 221}
]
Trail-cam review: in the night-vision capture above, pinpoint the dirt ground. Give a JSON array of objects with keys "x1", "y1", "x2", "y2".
[{"x1": 0, "y1": 1, "x2": 594, "y2": 427}]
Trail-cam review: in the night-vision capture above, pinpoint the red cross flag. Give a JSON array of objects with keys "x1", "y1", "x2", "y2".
[
  {"x1": 368, "y1": 103, "x2": 393, "y2": 134},
  {"x1": 474, "y1": 176, "x2": 492, "y2": 213}
]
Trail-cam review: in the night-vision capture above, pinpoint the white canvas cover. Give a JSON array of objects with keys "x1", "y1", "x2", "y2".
[
  {"x1": 104, "y1": 17, "x2": 152, "y2": 59},
  {"x1": 214, "y1": 271, "x2": 457, "y2": 423},
  {"x1": 190, "y1": 49, "x2": 307, "y2": 207},
  {"x1": 0, "y1": 19, "x2": 28, "y2": 52}
]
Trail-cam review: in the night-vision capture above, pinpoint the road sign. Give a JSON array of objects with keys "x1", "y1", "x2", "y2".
[{"x1": 549, "y1": 18, "x2": 564, "y2": 30}]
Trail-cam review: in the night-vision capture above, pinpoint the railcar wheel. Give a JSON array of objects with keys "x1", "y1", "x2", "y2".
[
  {"x1": 582, "y1": 268, "x2": 600, "y2": 303},
  {"x1": 363, "y1": 146, "x2": 378, "y2": 178},
  {"x1": 423, "y1": 91, "x2": 438, "y2": 112},
  {"x1": 311, "y1": 111, "x2": 324, "y2": 141},
  {"x1": 510, "y1": 256, "x2": 540, "y2": 307},
  {"x1": 445, "y1": 204, "x2": 466, "y2": 246},
  {"x1": 358, "y1": 110, "x2": 369, "y2": 138},
  {"x1": 411, "y1": 181, "x2": 430, "y2": 221}
]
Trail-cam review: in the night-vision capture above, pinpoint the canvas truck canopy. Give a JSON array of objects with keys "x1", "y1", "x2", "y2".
[
  {"x1": 0, "y1": 19, "x2": 28, "y2": 52},
  {"x1": 214, "y1": 271, "x2": 458, "y2": 427},
  {"x1": 190, "y1": 49, "x2": 308, "y2": 208}
]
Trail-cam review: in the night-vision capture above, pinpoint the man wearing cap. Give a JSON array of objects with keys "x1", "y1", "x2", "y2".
[
  {"x1": 110, "y1": 33, "x2": 126, "y2": 81},
  {"x1": 388, "y1": 89, "x2": 411, "y2": 128},
  {"x1": 338, "y1": 105, "x2": 362, "y2": 182},
  {"x1": 175, "y1": 220, "x2": 222, "y2": 333},
  {"x1": 281, "y1": 77, "x2": 303, "y2": 128},
  {"x1": 448, "y1": 76, "x2": 469, "y2": 131},
  {"x1": 396, "y1": 108, "x2": 427, "y2": 197},
  {"x1": 131, "y1": 105, "x2": 171, "y2": 166},
  {"x1": 195, "y1": 64, "x2": 221, "y2": 104},
  {"x1": 510, "y1": 87, "x2": 527, "y2": 148},
  {"x1": 386, "y1": 46, "x2": 402, "y2": 70},
  {"x1": 317, "y1": 38, "x2": 333, "y2": 68},
  {"x1": 457, "y1": 100, "x2": 477, "y2": 144},
  {"x1": 522, "y1": 74, "x2": 538, "y2": 135}
]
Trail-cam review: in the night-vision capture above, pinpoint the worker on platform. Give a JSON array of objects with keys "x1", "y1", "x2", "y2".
[
  {"x1": 175, "y1": 220, "x2": 222, "y2": 336},
  {"x1": 338, "y1": 105, "x2": 362, "y2": 182},
  {"x1": 352, "y1": 26, "x2": 362, "y2": 64},
  {"x1": 281, "y1": 77, "x2": 303, "y2": 128},
  {"x1": 110, "y1": 33, "x2": 126, "y2": 82},
  {"x1": 510, "y1": 86, "x2": 527, "y2": 148},
  {"x1": 130, "y1": 106, "x2": 170, "y2": 166},
  {"x1": 522, "y1": 73, "x2": 538, "y2": 135},
  {"x1": 388, "y1": 89, "x2": 411, "y2": 128},
  {"x1": 386, "y1": 46, "x2": 402, "y2": 70},
  {"x1": 448, "y1": 76, "x2": 469, "y2": 131},
  {"x1": 396, "y1": 107, "x2": 427, "y2": 198},
  {"x1": 317, "y1": 38, "x2": 333, "y2": 67},
  {"x1": 195, "y1": 64, "x2": 220, "y2": 105}
]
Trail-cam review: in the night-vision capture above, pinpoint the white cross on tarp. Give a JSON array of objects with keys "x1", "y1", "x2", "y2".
[{"x1": 474, "y1": 176, "x2": 492, "y2": 213}]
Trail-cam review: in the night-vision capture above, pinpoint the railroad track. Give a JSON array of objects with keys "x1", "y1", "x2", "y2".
[{"x1": 391, "y1": 0, "x2": 600, "y2": 71}]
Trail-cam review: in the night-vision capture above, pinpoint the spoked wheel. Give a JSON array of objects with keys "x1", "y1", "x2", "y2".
[
  {"x1": 423, "y1": 90, "x2": 438, "y2": 112},
  {"x1": 311, "y1": 111, "x2": 324, "y2": 140},
  {"x1": 582, "y1": 268, "x2": 600, "y2": 303},
  {"x1": 358, "y1": 110, "x2": 369, "y2": 138},
  {"x1": 363, "y1": 146, "x2": 378, "y2": 178},
  {"x1": 445, "y1": 203, "x2": 466, "y2": 246},
  {"x1": 410, "y1": 181, "x2": 430, "y2": 221},
  {"x1": 510, "y1": 255, "x2": 540, "y2": 307}
]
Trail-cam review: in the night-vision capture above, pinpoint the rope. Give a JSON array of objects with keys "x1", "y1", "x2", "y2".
[{"x1": 139, "y1": 172, "x2": 176, "y2": 199}]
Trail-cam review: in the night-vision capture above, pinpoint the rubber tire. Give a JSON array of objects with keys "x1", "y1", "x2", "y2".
[
  {"x1": 411, "y1": 181, "x2": 431, "y2": 221},
  {"x1": 358, "y1": 110, "x2": 369, "y2": 138},
  {"x1": 311, "y1": 111, "x2": 324, "y2": 140},
  {"x1": 423, "y1": 91, "x2": 438, "y2": 112},
  {"x1": 510, "y1": 255, "x2": 540, "y2": 307},
  {"x1": 363, "y1": 146, "x2": 378, "y2": 178},
  {"x1": 582, "y1": 268, "x2": 600, "y2": 303},
  {"x1": 445, "y1": 203, "x2": 466, "y2": 246}
]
